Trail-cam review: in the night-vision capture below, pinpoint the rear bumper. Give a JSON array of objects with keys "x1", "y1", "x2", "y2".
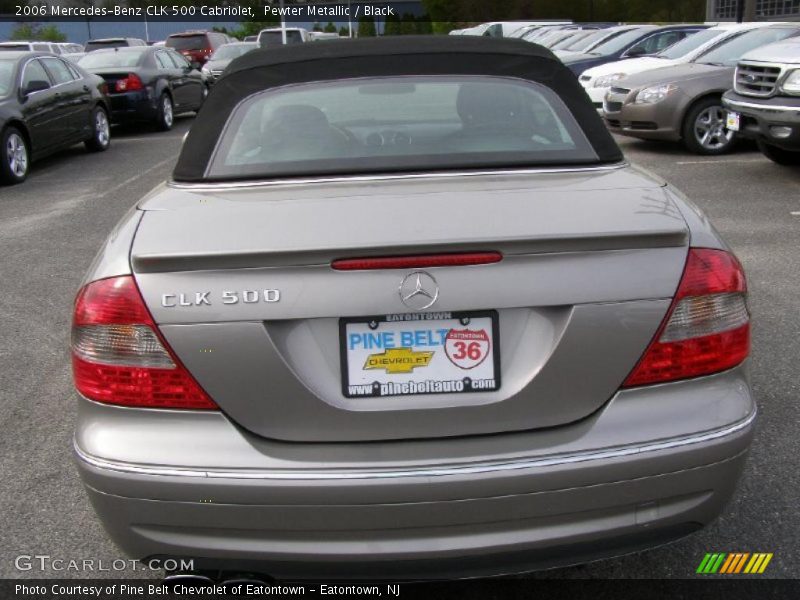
[
  {"x1": 108, "y1": 90, "x2": 159, "y2": 123},
  {"x1": 74, "y1": 367, "x2": 755, "y2": 579},
  {"x1": 723, "y1": 91, "x2": 800, "y2": 151}
]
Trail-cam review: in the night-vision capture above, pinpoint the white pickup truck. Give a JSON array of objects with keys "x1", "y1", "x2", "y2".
[{"x1": 723, "y1": 37, "x2": 800, "y2": 165}]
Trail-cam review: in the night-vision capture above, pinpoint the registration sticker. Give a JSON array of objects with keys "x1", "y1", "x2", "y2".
[
  {"x1": 340, "y1": 311, "x2": 500, "y2": 398},
  {"x1": 726, "y1": 111, "x2": 741, "y2": 132}
]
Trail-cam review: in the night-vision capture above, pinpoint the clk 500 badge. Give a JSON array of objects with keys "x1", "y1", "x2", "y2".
[{"x1": 161, "y1": 289, "x2": 281, "y2": 307}]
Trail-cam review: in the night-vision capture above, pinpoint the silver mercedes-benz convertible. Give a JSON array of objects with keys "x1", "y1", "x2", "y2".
[{"x1": 72, "y1": 36, "x2": 755, "y2": 580}]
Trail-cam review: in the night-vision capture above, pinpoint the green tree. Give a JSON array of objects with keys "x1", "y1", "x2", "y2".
[
  {"x1": 339, "y1": 26, "x2": 350, "y2": 37},
  {"x1": 39, "y1": 25, "x2": 67, "y2": 42},
  {"x1": 10, "y1": 24, "x2": 38, "y2": 41},
  {"x1": 10, "y1": 23, "x2": 66, "y2": 42},
  {"x1": 230, "y1": 19, "x2": 280, "y2": 41},
  {"x1": 416, "y1": 19, "x2": 433, "y2": 35},
  {"x1": 324, "y1": 22, "x2": 338, "y2": 33},
  {"x1": 384, "y1": 14, "x2": 401, "y2": 36},
  {"x1": 312, "y1": 22, "x2": 323, "y2": 32},
  {"x1": 357, "y1": 16, "x2": 376, "y2": 37}
]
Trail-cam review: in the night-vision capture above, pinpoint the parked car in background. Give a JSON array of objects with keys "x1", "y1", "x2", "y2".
[
  {"x1": 60, "y1": 43, "x2": 87, "y2": 64},
  {"x1": 723, "y1": 37, "x2": 800, "y2": 165},
  {"x1": 0, "y1": 41, "x2": 62, "y2": 54},
  {"x1": 538, "y1": 27, "x2": 600, "y2": 49},
  {"x1": 258, "y1": 27, "x2": 311, "y2": 46},
  {"x1": 604, "y1": 24, "x2": 800, "y2": 154},
  {"x1": 532, "y1": 25, "x2": 599, "y2": 48},
  {"x1": 561, "y1": 25, "x2": 707, "y2": 76},
  {"x1": 73, "y1": 36, "x2": 756, "y2": 581},
  {"x1": 0, "y1": 52, "x2": 110, "y2": 184},
  {"x1": 243, "y1": 35, "x2": 258, "y2": 43},
  {"x1": 551, "y1": 25, "x2": 640, "y2": 59},
  {"x1": 581, "y1": 22, "x2": 776, "y2": 111},
  {"x1": 85, "y1": 38, "x2": 147, "y2": 52},
  {"x1": 58, "y1": 43, "x2": 84, "y2": 54},
  {"x1": 201, "y1": 42, "x2": 258, "y2": 85},
  {"x1": 476, "y1": 21, "x2": 572, "y2": 38},
  {"x1": 517, "y1": 24, "x2": 573, "y2": 42},
  {"x1": 308, "y1": 32, "x2": 340, "y2": 41},
  {"x1": 165, "y1": 31, "x2": 233, "y2": 67},
  {"x1": 550, "y1": 28, "x2": 608, "y2": 53},
  {"x1": 79, "y1": 46, "x2": 206, "y2": 131}
]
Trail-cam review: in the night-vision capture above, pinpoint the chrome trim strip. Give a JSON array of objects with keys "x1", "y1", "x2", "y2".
[
  {"x1": 723, "y1": 98, "x2": 800, "y2": 113},
  {"x1": 74, "y1": 410, "x2": 755, "y2": 481},
  {"x1": 167, "y1": 163, "x2": 629, "y2": 191}
]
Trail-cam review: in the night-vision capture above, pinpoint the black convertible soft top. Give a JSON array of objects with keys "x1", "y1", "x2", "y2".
[{"x1": 173, "y1": 36, "x2": 622, "y2": 182}]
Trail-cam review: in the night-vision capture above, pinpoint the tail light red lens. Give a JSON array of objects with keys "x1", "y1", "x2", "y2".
[
  {"x1": 332, "y1": 252, "x2": 503, "y2": 271},
  {"x1": 115, "y1": 73, "x2": 144, "y2": 93},
  {"x1": 622, "y1": 248, "x2": 749, "y2": 387},
  {"x1": 71, "y1": 276, "x2": 218, "y2": 410}
]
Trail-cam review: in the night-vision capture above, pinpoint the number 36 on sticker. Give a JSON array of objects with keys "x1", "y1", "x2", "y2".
[{"x1": 445, "y1": 329, "x2": 491, "y2": 369}]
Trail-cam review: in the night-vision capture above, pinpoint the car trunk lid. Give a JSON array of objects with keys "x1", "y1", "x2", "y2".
[{"x1": 131, "y1": 166, "x2": 690, "y2": 441}]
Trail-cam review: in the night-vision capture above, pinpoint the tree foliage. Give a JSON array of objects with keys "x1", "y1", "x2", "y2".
[
  {"x1": 230, "y1": 19, "x2": 280, "y2": 40},
  {"x1": 357, "y1": 16, "x2": 377, "y2": 37},
  {"x1": 384, "y1": 12, "x2": 434, "y2": 36},
  {"x1": 10, "y1": 23, "x2": 67, "y2": 42}
]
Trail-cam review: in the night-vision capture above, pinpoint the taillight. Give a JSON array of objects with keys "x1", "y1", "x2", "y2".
[
  {"x1": 71, "y1": 276, "x2": 218, "y2": 409},
  {"x1": 622, "y1": 248, "x2": 749, "y2": 387},
  {"x1": 115, "y1": 73, "x2": 143, "y2": 92}
]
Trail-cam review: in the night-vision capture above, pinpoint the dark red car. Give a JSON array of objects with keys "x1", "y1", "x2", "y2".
[{"x1": 165, "y1": 31, "x2": 233, "y2": 67}]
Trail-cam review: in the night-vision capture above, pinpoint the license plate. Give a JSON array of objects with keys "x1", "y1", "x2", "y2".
[
  {"x1": 726, "y1": 111, "x2": 741, "y2": 132},
  {"x1": 340, "y1": 311, "x2": 500, "y2": 398}
]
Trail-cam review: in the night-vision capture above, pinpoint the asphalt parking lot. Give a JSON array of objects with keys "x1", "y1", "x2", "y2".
[{"x1": 0, "y1": 119, "x2": 798, "y2": 580}]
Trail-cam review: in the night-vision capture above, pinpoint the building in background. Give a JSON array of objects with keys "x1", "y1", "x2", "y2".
[{"x1": 706, "y1": 0, "x2": 800, "y2": 20}]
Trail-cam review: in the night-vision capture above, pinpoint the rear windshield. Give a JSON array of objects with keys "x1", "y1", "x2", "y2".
[
  {"x1": 207, "y1": 75, "x2": 596, "y2": 180},
  {"x1": 0, "y1": 44, "x2": 29, "y2": 51},
  {"x1": 79, "y1": 49, "x2": 146, "y2": 69},
  {"x1": 259, "y1": 30, "x2": 304, "y2": 46},
  {"x1": 167, "y1": 35, "x2": 209, "y2": 51},
  {"x1": 85, "y1": 40, "x2": 128, "y2": 52},
  {"x1": 0, "y1": 60, "x2": 14, "y2": 97}
]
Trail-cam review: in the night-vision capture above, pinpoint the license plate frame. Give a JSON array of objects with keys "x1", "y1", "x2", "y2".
[{"x1": 339, "y1": 310, "x2": 501, "y2": 398}]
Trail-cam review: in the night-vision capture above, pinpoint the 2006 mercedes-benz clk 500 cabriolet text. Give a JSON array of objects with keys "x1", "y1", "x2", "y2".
[{"x1": 72, "y1": 37, "x2": 756, "y2": 580}]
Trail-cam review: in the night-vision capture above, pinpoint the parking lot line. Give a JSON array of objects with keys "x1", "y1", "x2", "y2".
[
  {"x1": 675, "y1": 158, "x2": 766, "y2": 165},
  {"x1": 99, "y1": 155, "x2": 176, "y2": 199},
  {"x1": 113, "y1": 135, "x2": 185, "y2": 143}
]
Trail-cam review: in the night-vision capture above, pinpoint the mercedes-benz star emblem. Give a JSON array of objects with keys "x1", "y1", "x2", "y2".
[{"x1": 399, "y1": 271, "x2": 439, "y2": 311}]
